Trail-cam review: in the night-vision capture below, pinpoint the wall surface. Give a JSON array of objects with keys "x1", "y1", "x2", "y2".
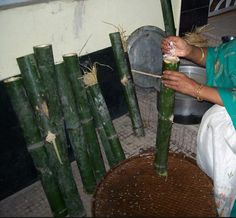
[
  {"x1": 0, "y1": 0, "x2": 181, "y2": 80},
  {"x1": 179, "y1": 0, "x2": 210, "y2": 35}
]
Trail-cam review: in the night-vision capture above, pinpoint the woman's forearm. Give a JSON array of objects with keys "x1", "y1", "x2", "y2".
[
  {"x1": 185, "y1": 45, "x2": 207, "y2": 67},
  {"x1": 195, "y1": 85, "x2": 223, "y2": 106}
]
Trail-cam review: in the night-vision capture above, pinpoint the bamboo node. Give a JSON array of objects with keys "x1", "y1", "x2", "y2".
[
  {"x1": 41, "y1": 101, "x2": 49, "y2": 117},
  {"x1": 46, "y1": 131, "x2": 63, "y2": 165},
  {"x1": 28, "y1": 141, "x2": 44, "y2": 151},
  {"x1": 120, "y1": 75, "x2": 129, "y2": 85}
]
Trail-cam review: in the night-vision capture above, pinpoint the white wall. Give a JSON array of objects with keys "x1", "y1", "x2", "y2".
[{"x1": 0, "y1": 0, "x2": 181, "y2": 80}]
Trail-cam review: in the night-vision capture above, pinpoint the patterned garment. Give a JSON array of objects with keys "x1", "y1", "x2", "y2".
[
  {"x1": 197, "y1": 40, "x2": 236, "y2": 217},
  {"x1": 206, "y1": 39, "x2": 236, "y2": 129}
]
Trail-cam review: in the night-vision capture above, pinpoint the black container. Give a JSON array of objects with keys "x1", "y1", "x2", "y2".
[{"x1": 222, "y1": 35, "x2": 236, "y2": 43}]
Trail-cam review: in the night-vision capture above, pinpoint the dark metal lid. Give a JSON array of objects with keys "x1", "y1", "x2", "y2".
[{"x1": 127, "y1": 26, "x2": 166, "y2": 90}]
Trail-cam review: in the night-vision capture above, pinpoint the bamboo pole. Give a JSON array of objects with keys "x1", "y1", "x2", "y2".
[
  {"x1": 33, "y1": 44, "x2": 67, "y2": 148},
  {"x1": 154, "y1": 0, "x2": 178, "y2": 176},
  {"x1": 109, "y1": 32, "x2": 145, "y2": 137},
  {"x1": 54, "y1": 61, "x2": 97, "y2": 194},
  {"x1": 160, "y1": 0, "x2": 176, "y2": 36},
  {"x1": 63, "y1": 53, "x2": 106, "y2": 182},
  {"x1": 154, "y1": 56, "x2": 180, "y2": 176},
  {"x1": 87, "y1": 91, "x2": 116, "y2": 168},
  {"x1": 16, "y1": 54, "x2": 86, "y2": 217},
  {"x1": 4, "y1": 76, "x2": 67, "y2": 217},
  {"x1": 83, "y1": 69, "x2": 126, "y2": 167}
]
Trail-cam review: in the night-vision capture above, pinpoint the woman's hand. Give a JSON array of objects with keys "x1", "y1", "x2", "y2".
[
  {"x1": 161, "y1": 36, "x2": 192, "y2": 58},
  {"x1": 161, "y1": 70, "x2": 200, "y2": 97},
  {"x1": 161, "y1": 36, "x2": 206, "y2": 66}
]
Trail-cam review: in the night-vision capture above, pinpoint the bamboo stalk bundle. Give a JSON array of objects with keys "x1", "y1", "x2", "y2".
[
  {"x1": 33, "y1": 44, "x2": 67, "y2": 148},
  {"x1": 83, "y1": 66, "x2": 126, "y2": 167},
  {"x1": 154, "y1": 0, "x2": 179, "y2": 176},
  {"x1": 109, "y1": 32, "x2": 145, "y2": 137},
  {"x1": 63, "y1": 53, "x2": 106, "y2": 182},
  {"x1": 16, "y1": 54, "x2": 86, "y2": 217},
  {"x1": 4, "y1": 76, "x2": 67, "y2": 217},
  {"x1": 54, "y1": 61, "x2": 97, "y2": 194}
]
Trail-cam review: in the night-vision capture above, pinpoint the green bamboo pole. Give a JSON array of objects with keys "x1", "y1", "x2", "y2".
[
  {"x1": 160, "y1": 0, "x2": 176, "y2": 36},
  {"x1": 87, "y1": 91, "x2": 116, "y2": 168},
  {"x1": 84, "y1": 71, "x2": 126, "y2": 168},
  {"x1": 4, "y1": 76, "x2": 67, "y2": 217},
  {"x1": 16, "y1": 54, "x2": 86, "y2": 217},
  {"x1": 154, "y1": 57, "x2": 180, "y2": 176},
  {"x1": 63, "y1": 53, "x2": 106, "y2": 182},
  {"x1": 54, "y1": 61, "x2": 97, "y2": 194},
  {"x1": 154, "y1": 0, "x2": 179, "y2": 176},
  {"x1": 109, "y1": 32, "x2": 145, "y2": 137},
  {"x1": 33, "y1": 44, "x2": 67, "y2": 149}
]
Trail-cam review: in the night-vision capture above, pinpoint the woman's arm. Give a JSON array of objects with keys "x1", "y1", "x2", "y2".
[
  {"x1": 185, "y1": 46, "x2": 207, "y2": 67},
  {"x1": 161, "y1": 70, "x2": 223, "y2": 106},
  {"x1": 196, "y1": 85, "x2": 223, "y2": 105}
]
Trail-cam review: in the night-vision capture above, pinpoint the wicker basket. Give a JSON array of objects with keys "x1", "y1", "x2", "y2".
[{"x1": 92, "y1": 152, "x2": 217, "y2": 217}]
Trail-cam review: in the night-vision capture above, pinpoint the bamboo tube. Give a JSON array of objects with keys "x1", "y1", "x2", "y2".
[
  {"x1": 154, "y1": 0, "x2": 179, "y2": 176},
  {"x1": 4, "y1": 76, "x2": 67, "y2": 217},
  {"x1": 109, "y1": 32, "x2": 145, "y2": 137},
  {"x1": 87, "y1": 91, "x2": 116, "y2": 168},
  {"x1": 16, "y1": 54, "x2": 86, "y2": 217},
  {"x1": 54, "y1": 61, "x2": 97, "y2": 194},
  {"x1": 63, "y1": 53, "x2": 106, "y2": 182},
  {"x1": 160, "y1": 0, "x2": 176, "y2": 36},
  {"x1": 155, "y1": 56, "x2": 180, "y2": 176},
  {"x1": 84, "y1": 69, "x2": 126, "y2": 167},
  {"x1": 33, "y1": 44, "x2": 67, "y2": 148}
]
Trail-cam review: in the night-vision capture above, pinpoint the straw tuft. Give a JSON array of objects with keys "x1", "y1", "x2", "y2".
[
  {"x1": 103, "y1": 21, "x2": 129, "y2": 52},
  {"x1": 182, "y1": 25, "x2": 213, "y2": 47}
]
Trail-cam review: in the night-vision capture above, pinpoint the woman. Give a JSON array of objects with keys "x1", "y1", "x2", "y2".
[{"x1": 161, "y1": 36, "x2": 236, "y2": 217}]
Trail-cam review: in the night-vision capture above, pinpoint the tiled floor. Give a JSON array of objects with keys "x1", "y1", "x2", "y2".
[{"x1": 1, "y1": 9, "x2": 236, "y2": 217}]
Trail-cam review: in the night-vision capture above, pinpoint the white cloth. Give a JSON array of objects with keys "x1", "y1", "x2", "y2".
[{"x1": 197, "y1": 104, "x2": 236, "y2": 217}]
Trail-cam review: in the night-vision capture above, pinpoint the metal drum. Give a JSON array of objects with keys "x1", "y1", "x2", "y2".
[
  {"x1": 173, "y1": 65, "x2": 213, "y2": 124},
  {"x1": 156, "y1": 64, "x2": 213, "y2": 124}
]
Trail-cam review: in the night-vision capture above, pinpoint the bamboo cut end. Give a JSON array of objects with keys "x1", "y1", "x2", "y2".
[
  {"x1": 163, "y1": 54, "x2": 180, "y2": 64},
  {"x1": 55, "y1": 61, "x2": 64, "y2": 65},
  {"x1": 34, "y1": 44, "x2": 51, "y2": 48},
  {"x1": 63, "y1": 53, "x2": 77, "y2": 57},
  {"x1": 4, "y1": 76, "x2": 21, "y2": 83}
]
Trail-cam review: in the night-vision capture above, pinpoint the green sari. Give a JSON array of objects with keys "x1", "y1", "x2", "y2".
[
  {"x1": 206, "y1": 39, "x2": 236, "y2": 129},
  {"x1": 204, "y1": 39, "x2": 236, "y2": 216}
]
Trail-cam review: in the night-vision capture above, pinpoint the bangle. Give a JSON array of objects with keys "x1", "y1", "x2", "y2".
[
  {"x1": 199, "y1": 47, "x2": 205, "y2": 62},
  {"x1": 194, "y1": 84, "x2": 204, "y2": 101}
]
